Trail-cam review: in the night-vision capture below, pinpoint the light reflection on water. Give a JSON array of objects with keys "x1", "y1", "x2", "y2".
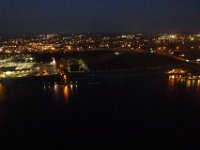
[
  {"x1": 0, "y1": 83, "x2": 6, "y2": 103},
  {"x1": 0, "y1": 84, "x2": 6, "y2": 125},
  {"x1": 63, "y1": 85, "x2": 70, "y2": 104},
  {"x1": 168, "y1": 75, "x2": 200, "y2": 91},
  {"x1": 43, "y1": 81, "x2": 78, "y2": 104},
  {"x1": 0, "y1": 77, "x2": 200, "y2": 105},
  {"x1": 168, "y1": 76, "x2": 175, "y2": 89},
  {"x1": 0, "y1": 81, "x2": 78, "y2": 105}
]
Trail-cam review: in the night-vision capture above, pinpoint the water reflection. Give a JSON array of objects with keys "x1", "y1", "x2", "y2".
[
  {"x1": 198, "y1": 80, "x2": 200, "y2": 87},
  {"x1": 42, "y1": 81, "x2": 78, "y2": 104},
  {"x1": 168, "y1": 75, "x2": 200, "y2": 91},
  {"x1": 63, "y1": 85, "x2": 70, "y2": 104},
  {"x1": 186, "y1": 80, "x2": 191, "y2": 89},
  {"x1": 168, "y1": 76, "x2": 175, "y2": 89},
  {"x1": 0, "y1": 83, "x2": 6, "y2": 103},
  {"x1": 53, "y1": 83, "x2": 60, "y2": 95},
  {"x1": 0, "y1": 81, "x2": 79, "y2": 105}
]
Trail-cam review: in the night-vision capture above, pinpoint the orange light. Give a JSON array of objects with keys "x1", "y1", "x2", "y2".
[
  {"x1": 0, "y1": 83, "x2": 5, "y2": 102},
  {"x1": 186, "y1": 80, "x2": 191, "y2": 89},
  {"x1": 63, "y1": 86, "x2": 70, "y2": 104},
  {"x1": 198, "y1": 80, "x2": 200, "y2": 87}
]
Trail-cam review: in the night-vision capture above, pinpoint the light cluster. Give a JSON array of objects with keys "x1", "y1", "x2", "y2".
[{"x1": 1, "y1": 33, "x2": 199, "y2": 53}]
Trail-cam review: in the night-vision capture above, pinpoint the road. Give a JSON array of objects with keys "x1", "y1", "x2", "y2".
[{"x1": 156, "y1": 51, "x2": 200, "y2": 66}]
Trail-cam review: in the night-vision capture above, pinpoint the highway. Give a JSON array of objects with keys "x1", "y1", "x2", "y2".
[{"x1": 156, "y1": 51, "x2": 200, "y2": 67}]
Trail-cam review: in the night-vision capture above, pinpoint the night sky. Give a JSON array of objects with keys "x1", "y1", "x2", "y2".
[{"x1": 0, "y1": 0, "x2": 200, "y2": 35}]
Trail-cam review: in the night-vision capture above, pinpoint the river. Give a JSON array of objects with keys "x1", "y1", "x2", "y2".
[{"x1": 0, "y1": 76, "x2": 200, "y2": 149}]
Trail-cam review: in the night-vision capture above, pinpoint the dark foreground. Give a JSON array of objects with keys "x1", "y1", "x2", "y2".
[{"x1": 0, "y1": 75, "x2": 200, "y2": 149}]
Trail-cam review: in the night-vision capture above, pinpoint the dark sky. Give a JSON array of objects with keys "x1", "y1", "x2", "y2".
[{"x1": 0, "y1": 0, "x2": 200, "y2": 35}]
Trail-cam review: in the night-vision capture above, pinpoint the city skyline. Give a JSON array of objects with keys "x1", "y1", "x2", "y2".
[{"x1": 0, "y1": 0, "x2": 200, "y2": 35}]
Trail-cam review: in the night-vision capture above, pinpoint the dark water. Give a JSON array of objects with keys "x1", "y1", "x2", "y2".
[{"x1": 0, "y1": 76, "x2": 200, "y2": 149}]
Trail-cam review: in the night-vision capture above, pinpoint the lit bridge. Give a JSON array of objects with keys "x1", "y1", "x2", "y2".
[{"x1": 63, "y1": 59, "x2": 89, "y2": 73}]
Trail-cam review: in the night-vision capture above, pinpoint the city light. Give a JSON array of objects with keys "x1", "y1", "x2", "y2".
[{"x1": 0, "y1": 33, "x2": 199, "y2": 53}]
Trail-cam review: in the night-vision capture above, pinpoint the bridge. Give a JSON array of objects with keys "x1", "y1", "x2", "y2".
[{"x1": 62, "y1": 59, "x2": 89, "y2": 73}]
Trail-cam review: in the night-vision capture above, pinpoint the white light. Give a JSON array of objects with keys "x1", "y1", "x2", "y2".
[
  {"x1": 114, "y1": 52, "x2": 120, "y2": 55},
  {"x1": 5, "y1": 71, "x2": 12, "y2": 75},
  {"x1": 52, "y1": 57, "x2": 56, "y2": 66}
]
